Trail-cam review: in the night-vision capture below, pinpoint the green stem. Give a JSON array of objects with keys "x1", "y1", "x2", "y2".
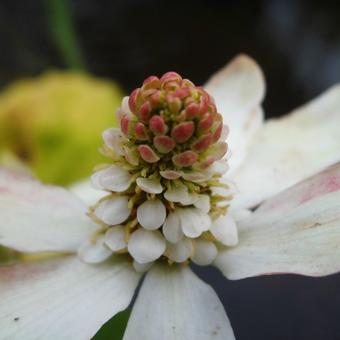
[{"x1": 46, "y1": 0, "x2": 85, "y2": 69}]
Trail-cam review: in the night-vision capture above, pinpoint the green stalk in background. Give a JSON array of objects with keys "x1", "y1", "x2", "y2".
[{"x1": 46, "y1": 0, "x2": 85, "y2": 69}]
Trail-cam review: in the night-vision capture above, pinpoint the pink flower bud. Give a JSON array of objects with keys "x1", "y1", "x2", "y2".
[
  {"x1": 166, "y1": 94, "x2": 182, "y2": 113},
  {"x1": 142, "y1": 75, "x2": 160, "y2": 90},
  {"x1": 120, "y1": 114, "x2": 131, "y2": 136},
  {"x1": 150, "y1": 90, "x2": 163, "y2": 108},
  {"x1": 160, "y1": 72, "x2": 182, "y2": 85},
  {"x1": 128, "y1": 88, "x2": 140, "y2": 113},
  {"x1": 186, "y1": 102, "x2": 200, "y2": 119},
  {"x1": 171, "y1": 121, "x2": 194, "y2": 143},
  {"x1": 211, "y1": 121, "x2": 223, "y2": 142},
  {"x1": 191, "y1": 133, "x2": 213, "y2": 153},
  {"x1": 138, "y1": 145, "x2": 160, "y2": 163},
  {"x1": 197, "y1": 113, "x2": 213, "y2": 133},
  {"x1": 172, "y1": 150, "x2": 198, "y2": 167},
  {"x1": 153, "y1": 136, "x2": 176, "y2": 153},
  {"x1": 139, "y1": 101, "x2": 151, "y2": 122},
  {"x1": 135, "y1": 122, "x2": 149, "y2": 140},
  {"x1": 160, "y1": 170, "x2": 183, "y2": 180},
  {"x1": 149, "y1": 115, "x2": 168, "y2": 135}
]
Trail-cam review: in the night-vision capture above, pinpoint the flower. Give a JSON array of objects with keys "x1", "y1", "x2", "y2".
[
  {"x1": 0, "y1": 71, "x2": 123, "y2": 185},
  {"x1": 1, "y1": 55, "x2": 340, "y2": 339}
]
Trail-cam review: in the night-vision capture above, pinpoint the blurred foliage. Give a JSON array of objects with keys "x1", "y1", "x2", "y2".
[{"x1": 0, "y1": 71, "x2": 122, "y2": 185}]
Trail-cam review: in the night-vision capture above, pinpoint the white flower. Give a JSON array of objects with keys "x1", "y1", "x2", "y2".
[{"x1": 1, "y1": 55, "x2": 340, "y2": 340}]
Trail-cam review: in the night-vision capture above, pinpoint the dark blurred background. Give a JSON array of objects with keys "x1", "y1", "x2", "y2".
[{"x1": 1, "y1": 1, "x2": 340, "y2": 339}]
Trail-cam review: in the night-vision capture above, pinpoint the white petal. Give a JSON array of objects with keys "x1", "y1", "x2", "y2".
[
  {"x1": 162, "y1": 211, "x2": 184, "y2": 243},
  {"x1": 180, "y1": 192, "x2": 199, "y2": 206},
  {"x1": 164, "y1": 184, "x2": 188, "y2": 203},
  {"x1": 128, "y1": 229, "x2": 166, "y2": 263},
  {"x1": 179, "y1": 208, "x2": 211, "y2": 238},
  {"x1": 136, "y1": 177, "x2": 163, "y2": 194},
  {"x1": 102, "y1": 128, "x2": 125, "y2": 155},
  {"x1": 137, "y1": 199, "x2": 166, "y2": 230},
  {"x1": 204, "y1": 54, "x2": 265, "y2": 172},
  {"x1": 0, "y1": 167, "x2": 96, "y2": 253},
  {"x1": 133, "y1": 260, "x2": 153, "y2": 273},
  {"x1": 208, "y1": 159, "x2": 230, "y2": 176},
  {"x1": 191, "y1": 239, "x2": 218, "y2": 265},
  {"x1": 77, "y1": 236, "x2": 112, "y2": 264},
  {"x1": 104, "y1": 226, "x2": 126, "y2": 251},
  {"x1": 194, "y1": 194, "x2": 211, "y2": 213},
  {"x1": 94, "y1": 196, "x2": 130, "y2": 225},
  {"x1": 121, "y1": 96, "x2": 132, "y2": 115},
  {"x1": 124, "y1": 265, "x2": 235, "y2": 340},
  {"x1": 0, "y1": 256, "x2": 140, "y2": 339},
  {"x1": 182, "y1": 171, "x2": 212, "y2": 183},
  {"x1": 69, "y1": 179, "x2": 107, "y2": 206},
  {"x1": 92, "y1": 165, "x2": 132, "y2": 192},
  {"x1": 166, "y1": 238, "x2": 193, "y2": 263},
  {"x1": 215, "y1": 163, "x2": 340, "y2": 279},
  {"x1": 211, "y1": 215, "x2": 238, "y2": 246},
  {"x1": 233, "y1": 85, "x2": 340, "y2": 209}
]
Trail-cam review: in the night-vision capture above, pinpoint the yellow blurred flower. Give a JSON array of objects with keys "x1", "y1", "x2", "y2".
[{"x1": 0, "y1": 71, "x2": 122, "y2": 185}]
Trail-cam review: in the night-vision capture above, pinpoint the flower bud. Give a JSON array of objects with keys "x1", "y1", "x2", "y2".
[{"x1": 171, "y1": 122, "x2": 194, "y2": 143}]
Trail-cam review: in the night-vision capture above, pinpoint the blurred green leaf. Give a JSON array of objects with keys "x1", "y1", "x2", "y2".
[{"x1": 93, "y1": 309, "x2": 131, "y2": 340}]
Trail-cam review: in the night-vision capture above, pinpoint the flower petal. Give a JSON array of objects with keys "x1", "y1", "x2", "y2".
[
  {"x1": 136, "y1": 177, "x2": 163, "y2": 194},
  {"x1": 91, "y1": 165, "x2": 132, "y2": 192},
  {"x1": 204, "y1": 54, "x2": 265, "y2": 171},
  {"x1": 162, "y1": 210, "x2": 184, "y2": 243},
  {"x1": 137, "y1": 199, "x2": 166, "y2": 230},
  {"x1": 164, "y1": 184, "x2": 188, "y2": 203},
  {"x1": 78, "y1": 236, "x2": 112, "y2": 264},
  {"x1": 193, "y1": 194, "x2": 211, "y2": 213},
  {"x1": 0, "y1": 256, "x2": 140, "y2": 339},
  {"x1": 215, "y1": 163, "x2": 340, "y2": 279},
  {"x1": 191, "y1": 239, "x2": 218, "y2": 265},
  {"x1": 94, "y1": 196, "x2": 131, "y2": 225},
  {"x1": 69, "y1": 179, "x2": 107, "y2": 206},
  {"x1": 211, "y1": 215, "x2": 238, "y2": 246},
  {"x1": 104, "y1": 226, "x2": 126, "y2": 251},
  {"x1": 124, "y1": 265, "x2": 235, "y2": 340},
  {"x1": 166, "y1": 238, "x2": 193, "y2": 263},
  {"x1": 179, "y1": 208, "x2": 211, "y2": 238},
  {"x1": 128, "y1": 229, "x2": 166, "y2": 263},
  {"x1": 102, "y1": 128, "x2": 125, "y2": 155},
  {"x1": 233, "y1": 85, "x2": 340, "y2": 209},
  {"x1": 0, "y1": 167, "x2": 96, "y2": 253}
]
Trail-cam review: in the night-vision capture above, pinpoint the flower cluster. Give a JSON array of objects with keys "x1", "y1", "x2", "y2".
[{"x1": 80, "y1": 72, "x2": 238, "y2": 271}]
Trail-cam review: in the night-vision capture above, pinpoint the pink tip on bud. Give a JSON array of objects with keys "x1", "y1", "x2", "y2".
[
  {"x1": 135, "y1": 122, "x2": 149, "y2": 140},
  {"x1": 138, "y1": 145, "x2": 160, "y2": 163},
  {"x1": 174, "y1": 87, "x2": 190, "y2": 98},
  {"x1": 149, "y1": 115, "x2": 167, "y2": 135},
  {"x1": 120, "y1": 114, "x2": 131, "y2": 136},
  {"x1": 171, "y1": 121, "x2": 194, "y2": 143},
  {"x1": 139, "y1": 101, "x2": 151, "y2": 122},
  {"x1": 142, "y1": 75, "x2": 160, "y2": 90},
  {"x1": 160, "y1": 72, "x2": 182, "y2": 85},
  {"x1": 197, "y1": 113, "x2": 213, "y2": 133},
  {"x1": 128, "y1": 88, "x2": 140, "y2": 113},
  {"x1": 191, "y1": 133, "x2": 213, "y2": 153},
  {"x1": 207, "y1": 142, "x2": 228, "y2": 161},
  {"x1": 150, "y1": 90, "x2": 163, "y2": 108},
  {"x1": 212, "y1": 121, "x2": 223, "y2": 142},
  {"x1": 160, "y1": 170, "x2": 183, "y2": 180},
  {"x1": 172, "y1": 150, "x2": 198, "y2": 167},
  {"x1": 153, "y1": 135, "x2": 176, "y2": 153},
  {"x1": 185, "y1": 102, "x2": 200, "y2": 119},
  {"x1": 166, "y1": 94, "x2": 182, "y2": 113}
]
